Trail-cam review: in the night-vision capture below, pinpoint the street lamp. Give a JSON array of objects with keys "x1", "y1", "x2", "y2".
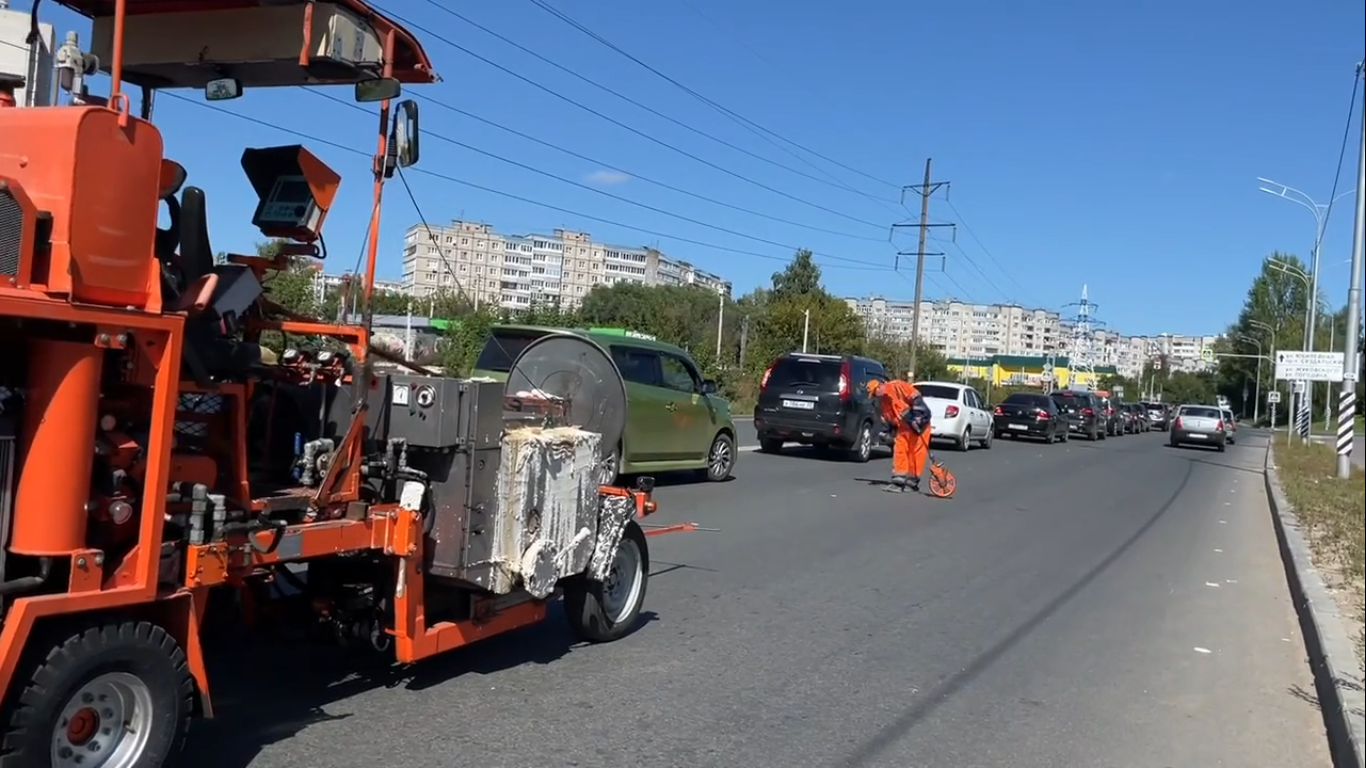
[
  {"x1": 1249, "y1": 319, "x2": 1276, "y2": 426},
  {"x1": 1266, "y1": 258, "x2": 1314, "y2": 437},
  {"x1": 1259, "y1": 181, "x2": 1357, "y2": 437},
  {"x1": 1238, "y1": 335, "x2": 1263, "y2": 423}
]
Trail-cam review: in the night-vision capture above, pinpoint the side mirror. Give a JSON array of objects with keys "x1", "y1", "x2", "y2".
[
  {"x1": 392, "y1": 99, "x2": 420, "y2": 168},
  {"x1": 204, "y1": 77, "x2": 242, "y2": 102},
  {"x1": 355, "y1": 76, "x2": 402, "y2": 103},
  {"x1": 700, "y1": 379, "x2": 718, "y2": 395}
]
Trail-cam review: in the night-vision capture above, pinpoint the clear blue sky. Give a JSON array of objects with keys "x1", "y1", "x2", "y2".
[{"x1": 15, "y1": 0, "x2": 1365, "y2": 337}]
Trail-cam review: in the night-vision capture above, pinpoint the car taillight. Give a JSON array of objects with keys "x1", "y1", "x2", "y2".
[
  {"x1": 1173, "y1": 417, "x2": 1183, "y2": 430},
  {"x1": 994, "y1": 406, "x2": 1004, "y2": 416},
  {"x1": 837, "y1": 359, "x2": 851, "y2": 400},
  {"x1": 1036, "y1": 408, "x2": 1050, "y2": 420},
  {"x1": 1216, "y1": 420, "x2": 1224, "y2": 431},
  {"x1": 1081, "y1": 407, "x2": 1095, "y2": 417},
  {"x1": 759, "y1": 360, "x2": 776, "y2": 390},
  {"x1": 944, "y1": 404, "x2": 959, "y2": 418}
]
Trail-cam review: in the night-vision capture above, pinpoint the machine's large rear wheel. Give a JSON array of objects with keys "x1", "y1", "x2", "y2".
[
  {"x1": 0, "y1": 621, "x2": 193, "y2": 768},
  {"x1": 563, "y1": 521, "x2": 649, "y2": 643}
]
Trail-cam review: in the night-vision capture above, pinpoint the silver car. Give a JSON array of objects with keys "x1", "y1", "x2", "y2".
[{"x1": 1168, "y1": 405, "x2": 1228, "y2": 452}]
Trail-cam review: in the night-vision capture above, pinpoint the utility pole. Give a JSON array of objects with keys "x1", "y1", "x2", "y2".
[
  {"x1": 715, "y1": 291, "x2": 724, "y2": 361},
  {"x1": 1336, "y1": 61, "x2": 1364, "y2": 479},
  {"x1": 802, "y1": 308, "x2": 811, "y2": 353},
  {"x1": 892, "y1": 158, "x2": 951, "y2": 378},
  {"x1": 738, "y1": 315, "x2": 750, "y2": 368}
]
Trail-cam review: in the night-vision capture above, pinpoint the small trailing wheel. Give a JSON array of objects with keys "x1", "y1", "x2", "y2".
[
  {"x1": 704, "y1": 431, "x2": 735, "y2": 481},
  {"x1": 847, "y1": 421, "x2": 874, "y2": 463},
  {"x1": 563, "y1": 521, "x2": 650, "y2": 643},
  {"x1": 0, "y1": 621, "x2": 194, "y2": 768}
]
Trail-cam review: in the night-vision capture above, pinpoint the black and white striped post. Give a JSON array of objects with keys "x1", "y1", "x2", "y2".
[{"x1": 1337, "y1": 390, "x2": 1357, "y2": 459}]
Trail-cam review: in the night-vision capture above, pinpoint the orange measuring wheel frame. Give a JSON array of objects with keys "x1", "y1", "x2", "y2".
[{"x1": 927, "y1": 456, "x2": 956, "y2": 498}]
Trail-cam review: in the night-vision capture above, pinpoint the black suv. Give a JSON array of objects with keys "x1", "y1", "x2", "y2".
[
  {"x1": 754, "y1": 353, "x2": 888, "y2": 462},
  {"x1": 1049, "y1": 389, "x2": 1105, "y2": 441}
]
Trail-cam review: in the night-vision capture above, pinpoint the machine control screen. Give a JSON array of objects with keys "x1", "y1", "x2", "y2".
[{"x1": 258, "y1": 176, "x2": 315, "y2": 225}]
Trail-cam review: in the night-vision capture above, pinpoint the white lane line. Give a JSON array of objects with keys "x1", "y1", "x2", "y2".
[
  {"x1": 1205, "y1": 582, "x2": 1221, "y2": 588},
  {"x1": 1194, "y1": 647, "x2": 1213, "y2": 654}
]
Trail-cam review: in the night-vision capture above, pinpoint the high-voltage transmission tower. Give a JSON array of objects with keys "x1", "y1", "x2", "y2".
[{"x1": 1063, "y1": 285, "x2": 1105, "y2": 390}]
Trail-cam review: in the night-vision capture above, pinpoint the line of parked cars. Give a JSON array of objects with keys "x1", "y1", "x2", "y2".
[{"x1": 751, "y1": 352, "x2": 1196, "y2": 457}]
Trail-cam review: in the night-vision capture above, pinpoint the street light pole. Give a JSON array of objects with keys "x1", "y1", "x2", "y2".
[
  {"x1": 1258, "y1": 182, "x2": 1356, "y2": 441},
  {"x1": 1250, "y1": 319, "x2": 1275, "y2": 426},
  {"x1": 1268, "y1": 259, "x2": 1314, "y2": 439},
  {"x1": 1337, "y1": 61, "x2": 1364, "y2": 480},
  {"x1": 1240, "y1": 335, "x2": 1263, "y2": 423}
]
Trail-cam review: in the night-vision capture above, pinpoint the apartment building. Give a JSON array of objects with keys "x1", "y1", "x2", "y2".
[
  {"x1": 1065, "y1": 331, "x2": 1220, "y2": 379},
  {"x1": 845, "y1": 296, "x2": 1065, "y2": 358},
  {"x1": 1, "y1": 1, "x2": 55, "y2": 107},
  {"x1": 402, "y1": 220, "x2": 731, "y2": 309}
]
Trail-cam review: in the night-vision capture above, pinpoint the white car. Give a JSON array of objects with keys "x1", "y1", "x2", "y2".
[{"x1": 913, "y1": 381, "x2": 995, "y2": 451}]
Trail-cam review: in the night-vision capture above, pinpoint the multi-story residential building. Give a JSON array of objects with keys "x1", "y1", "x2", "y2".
[
  {"x1": 848, "y1": 296, "x2": 1220, "y2": 380},
  {"x1": 845, "y1": 296, "x2": 1064, "y2": 359},
  {"x1": 402, "y1": 220, "x2": 730, "y2": 309},
  {"x1": 1127, "y1": 333, "x2": 1222, "y2": 374},
  {"x1": 1, "y1": 1, "x2": 55, "y2": 107}
]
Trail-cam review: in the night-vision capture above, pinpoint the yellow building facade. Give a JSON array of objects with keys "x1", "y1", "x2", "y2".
[{"x1": 942, "y1": 355, "x2": 1118, "y2": 390}]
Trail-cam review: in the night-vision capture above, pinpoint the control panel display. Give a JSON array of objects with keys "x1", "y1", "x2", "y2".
[{"x1": 257, "y1": 176, "x2": 317, "y2": 227}]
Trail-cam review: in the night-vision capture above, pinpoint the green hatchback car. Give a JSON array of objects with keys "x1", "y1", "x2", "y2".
[{"x1": 472, "y1": 324, "x2": 738, "y2": 484}]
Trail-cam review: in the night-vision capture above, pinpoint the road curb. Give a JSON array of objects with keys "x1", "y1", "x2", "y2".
[{"x1": 1263, "y1": 442, "x2": 1366, "y2": 768}]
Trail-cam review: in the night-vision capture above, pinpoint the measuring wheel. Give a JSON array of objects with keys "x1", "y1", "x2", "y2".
[
  {"x1": 0, "y1": 621, "x2": 193, "y2": 768},
  {"x1": 563, "y1": 520, "x2": 650, "y2": 643},
  {"x1": 926, "y1": 457, "x2": 957, "y2": 498}
]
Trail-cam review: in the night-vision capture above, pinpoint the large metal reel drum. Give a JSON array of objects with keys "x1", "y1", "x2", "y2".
[{"x1": 505, "y1": 332, "x2": 628, "y2": 459}]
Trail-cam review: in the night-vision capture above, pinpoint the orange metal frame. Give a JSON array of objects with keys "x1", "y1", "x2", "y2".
[{"x1": 0, "y1": 0, "x2": 669, "y2": 728}]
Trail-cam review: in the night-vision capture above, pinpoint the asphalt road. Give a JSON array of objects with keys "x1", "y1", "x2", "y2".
[{"x1": 186, "y1": 427, "x2": 1331, "y2": 768}]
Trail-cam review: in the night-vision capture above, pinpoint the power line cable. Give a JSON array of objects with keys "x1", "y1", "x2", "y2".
[
  {"x1": 157, "y1": 92, "x2": 896, "y2": 275},
  {"x1": 942, "y1": 198, "x2": 1036, "y2": 305},
  {"x1": 410, "y1": 0, "x2": 901, "y2": 215},
  {"x1": 335, "y1": 89, "x2": 886, "y2": 243},
  {"x1": 1317, "y1": 63, "x2": 1363, "y2": 248},
  {"x1": 306, "y1": 88, "x2": 892, "y2": 266},
  {"x1": 524, "y1": 0, "x2": 903, "y2": 193},
  {"x1": 372, "y1": 2, "x2": 890, "y2": 231}
]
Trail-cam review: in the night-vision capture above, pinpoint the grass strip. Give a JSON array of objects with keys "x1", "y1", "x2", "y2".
[{"x1": 1276, "y1": 440, "x2": 1365, "y2": 669}]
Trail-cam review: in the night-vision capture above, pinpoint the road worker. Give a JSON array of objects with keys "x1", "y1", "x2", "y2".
[{"x1": 867, "y1": 378, "x2": 933, "y2": 492}]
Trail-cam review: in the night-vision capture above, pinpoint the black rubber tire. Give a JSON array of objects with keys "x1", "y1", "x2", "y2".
[
  {"x1": 758, "y1": 437, "x2": 784, "y2": 454},
  {"x1": 0, "y1": 621, "x2": 194, "y2": 768},
  {"x1": 563, "y1": 521, "x2": 649, "y2": 644},
  {"x1": 847, "y1": 421, "x2": 874, "y2": 463},
  {"x1": 704, "y1": 432, "x2": 735, "y2": 481},
  {"x1": 955, "y1": 428, "x2": 971, "y2": 452}
]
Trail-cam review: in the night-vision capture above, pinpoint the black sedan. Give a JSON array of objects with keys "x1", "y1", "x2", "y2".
[{"x1": 993, "y1": 392, "x2": 1068, "y2": 443}]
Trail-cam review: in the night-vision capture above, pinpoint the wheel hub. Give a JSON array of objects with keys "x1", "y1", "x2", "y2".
[
  {"x1": 52, "y1": 672, "x2": 155, "y2": 768},
  {"x1": 710, "y1": 440, "x2": 731, "y2": 474},
  {"x1": 600, "y1": 538, "x2": 642, "y2": 623}
]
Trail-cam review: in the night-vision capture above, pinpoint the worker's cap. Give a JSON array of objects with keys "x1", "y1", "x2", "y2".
[{"x1": 865, "y1": 379, "x2": 881, "y2": 396}]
